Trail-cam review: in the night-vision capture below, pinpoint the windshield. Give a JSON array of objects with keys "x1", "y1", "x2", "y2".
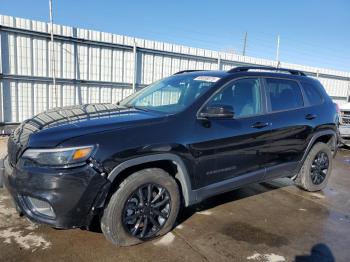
[{"x1": 120, "y1": 74, "x2": 221, "y2": 114}]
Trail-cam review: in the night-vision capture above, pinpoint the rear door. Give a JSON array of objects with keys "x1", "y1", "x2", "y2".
[{"x1": 259, "y1": 77, "x2": 313, "y2": 179}]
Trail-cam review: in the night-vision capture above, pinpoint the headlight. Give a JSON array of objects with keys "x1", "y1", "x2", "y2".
[{"x1": 22, "y1": 146, "x2": 94, "y2": 167}]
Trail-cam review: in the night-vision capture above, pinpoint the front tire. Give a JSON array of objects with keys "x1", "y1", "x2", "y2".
[
  {"x1": 101, "y1": 168, "x2": 180, "y2": 246},
  {"x1": 294, "y1": 142, "x2": 332, "y2": 192}
]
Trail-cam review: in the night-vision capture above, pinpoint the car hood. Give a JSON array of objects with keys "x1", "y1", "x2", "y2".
[
  {"x1": 340, "y1": 103, "x2": 350, "y2": 110},
  {"x1": 12, "y1": 104, "x2": 167, "y2": 148}
]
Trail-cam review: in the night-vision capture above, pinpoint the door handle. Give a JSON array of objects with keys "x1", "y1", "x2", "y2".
[
  {"x1": 251, "y1": 122, "x2": 269, "y2": 129},
  {"x1": 305, "y1": 114, "x2": 317, "y2": 120}
]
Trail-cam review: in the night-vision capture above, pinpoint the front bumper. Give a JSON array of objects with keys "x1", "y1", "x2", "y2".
[{"x1": 3, "y1": 156, "x2": 109, "y2": 229}]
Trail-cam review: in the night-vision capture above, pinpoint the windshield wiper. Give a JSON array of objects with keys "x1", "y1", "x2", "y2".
[{"x1": 124, "y1": 104, "x2": 152, "y2": 112}]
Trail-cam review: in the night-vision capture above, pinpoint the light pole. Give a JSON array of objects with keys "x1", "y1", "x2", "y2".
[
  {"x1": 276, "y1": 35, "x2": 280, "y2": 67},
  {"x1": 242, "y1": 32, "x2": 247, "y2": 56}
]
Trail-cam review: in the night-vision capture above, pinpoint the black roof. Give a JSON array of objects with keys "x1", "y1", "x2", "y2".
[
  {"x1": 173, "y1": 66, "x2": 307, "y2": 78},
  {"x1": 227, "y1": 66, "x2": 306, "y2": 76}
]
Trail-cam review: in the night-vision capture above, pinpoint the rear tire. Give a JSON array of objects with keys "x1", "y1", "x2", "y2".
[
  {"x1": 294, "y1": 142, "x2": 332, "y2": 192},
  {"x1": 101, "y1": 168, "x2": 180, "y2": 246}
]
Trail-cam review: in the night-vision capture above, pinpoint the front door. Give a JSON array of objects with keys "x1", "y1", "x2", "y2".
[{"x1": 192, "y1": 77, "x2": 270, "y2": 187}]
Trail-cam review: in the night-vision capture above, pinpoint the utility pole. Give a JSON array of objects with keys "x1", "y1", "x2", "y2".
[
  {"x1": 49, "y1": 0, "x2": 59, "y2": 106},
  {"x1": 276, "y1": 34, "x2": 280, "y2": 66},
  {"x1": 132, "y1": 40, "x2": 137, "y2": 93},
  {"x1": 49, "y1": 0, "x2": 56, "y2": 91},
  {"x1": 242, "y1": 32, "x2": 248, "y2": 56}
]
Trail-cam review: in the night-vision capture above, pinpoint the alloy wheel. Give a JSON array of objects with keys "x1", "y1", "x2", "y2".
[
  {"x1": 310, "y1": 151, "x2": 329, "y2": 185},
  {"x1": 122, "y1": 183, "x2": 171, "y2": 239}
]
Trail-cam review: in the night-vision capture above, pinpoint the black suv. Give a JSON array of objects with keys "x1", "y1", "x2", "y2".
[{"x1": 3, "y1": 66, "x2": 338, "y2": 246}]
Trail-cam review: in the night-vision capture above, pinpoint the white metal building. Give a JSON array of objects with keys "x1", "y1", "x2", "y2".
[{"x1": 0, "y1": 14, "x2": 349, "y2": 123}]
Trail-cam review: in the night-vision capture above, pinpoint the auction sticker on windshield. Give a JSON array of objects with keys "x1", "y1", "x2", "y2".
[{"x1": 194, "y1": 76, "x2": 220, "y2": 82}]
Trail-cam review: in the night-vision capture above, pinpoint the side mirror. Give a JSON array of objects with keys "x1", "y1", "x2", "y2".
[{"x1": 199, "y1": 105, "x2": 234, "y2": 119}]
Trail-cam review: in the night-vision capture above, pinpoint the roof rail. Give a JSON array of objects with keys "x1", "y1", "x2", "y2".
[
  {"x1": 173, "y1": 70, "x2": 204, "y2": 75},
  {"x1": 227, "y1": 66, "x2": 307, "y2": 76}
]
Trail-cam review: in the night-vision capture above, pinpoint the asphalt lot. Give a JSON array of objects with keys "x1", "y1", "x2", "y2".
[{"x1": 0, "y1": 136, "x2": 349, "y2": 262}]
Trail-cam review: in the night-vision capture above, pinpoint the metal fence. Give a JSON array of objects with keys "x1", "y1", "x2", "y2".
[{"x1": 0, "y1": 14, "x2": 350, "y2": 123}]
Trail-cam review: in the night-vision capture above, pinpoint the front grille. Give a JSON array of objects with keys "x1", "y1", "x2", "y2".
[
  {"x1": 7, "y1": 123, "x2": 31, "y2": 165},
  {"x1": 340, "y1": 111, "x2": 350, "y2": 126},
  {"x1": 343, "y1": 111, "x2": 350, "y2": 117},
  {"x1": 8, "y1": 135, "x2": 21, "y2": 166}
]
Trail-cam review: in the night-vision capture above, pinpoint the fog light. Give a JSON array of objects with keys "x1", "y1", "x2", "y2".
[{"x1": 26, "y1": 197, "x2": 56, "y2": 218}]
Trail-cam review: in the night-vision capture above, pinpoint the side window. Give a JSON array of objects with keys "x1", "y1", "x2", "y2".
[
  {"x1": 265, "y1": 78, "x2": 304, "y2": 112},
  {"x1": 206, "y1": 78, "x2": 262, "y2": 118},
  {"x1": 302, "y1": 82, "x2": 323, "y2": 106}
]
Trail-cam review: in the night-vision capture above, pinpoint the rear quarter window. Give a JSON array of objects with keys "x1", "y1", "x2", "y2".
[
  {"x1": 265, "y1": 78, "x2": 304, "y2": 112},
  {"x1": 301, "y1": 82, "x2": 324, "y2": 106}
]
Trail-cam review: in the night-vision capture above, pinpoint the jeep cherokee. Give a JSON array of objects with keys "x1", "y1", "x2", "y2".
[{"x1": 3, "y1": 66, "x2": 338, "y2": 246}]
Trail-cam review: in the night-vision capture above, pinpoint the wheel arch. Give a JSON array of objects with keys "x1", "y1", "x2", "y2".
[
  {"x1": 297, "y1": 129, "x2": 337, "y2": 173},
  {"x1": 107, "y1": 153, "x2": 194, "y2": 206},
  {"x1": 310, "y1": 130, "x2": 337, "y2": 153}
]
